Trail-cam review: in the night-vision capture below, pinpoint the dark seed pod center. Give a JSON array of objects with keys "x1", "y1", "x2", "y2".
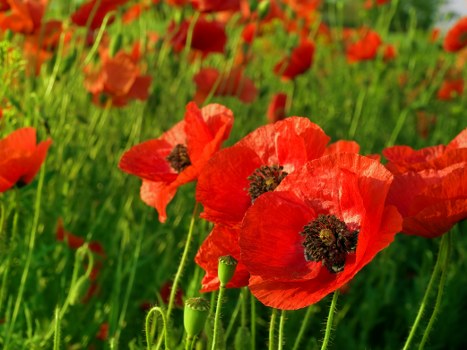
[
  {"x1": 301, "y1": 214, "x2": 359, "y2": 274},
  {"x1": 246, "y1": 164, "x2": 288, "y2": 202},
  {"x1": 166, "y1": 144, "x2": 191, "y2": 173}
]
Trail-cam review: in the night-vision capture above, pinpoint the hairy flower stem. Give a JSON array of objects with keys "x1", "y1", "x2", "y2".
[
  {"x1": 419, "y1": 232, "x2": 452, "y2": 349},
  {"x1": 211, "y1": 284, "x2": 226, "y2": 350},
  {"x1": 251, "y1": 292, "x2": 257, "y2": 350},
  {"x1": 269, "y1": 308, "x2": 277, "y2": 350},
  {"x1": 166, "y1": 202, "x2": 200, "y2": 322},
  {"x1": 292, "y1": 306, "x2": 314, "y2": 350},
  {"x1": 321, "y1": 290, "x2": 339, "y2": 350},
  {"x1": 145, "y1": 306, "x2": 168, "y2": 350},
  {"x1": 278, "y1": 310, "x2": 287, "y2": 350},
  {"x1": 402, "y1": 235, "x2": 445, "y2": 350}
]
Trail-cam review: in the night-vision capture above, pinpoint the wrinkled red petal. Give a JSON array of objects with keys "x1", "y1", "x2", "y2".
[{"x1": 140, "y1": 180, "x2": 178, "y2": 223}]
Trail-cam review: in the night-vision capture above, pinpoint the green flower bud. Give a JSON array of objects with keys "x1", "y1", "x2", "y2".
[
  {"x1": 184, "y1": 297, "x2": 210, "y2": 337},
  {"x1": 258, "y1": 1, "x2": 271, "y2": 20},
  {"x1": 110, "y1": 33, "x2": 124, "y2": 57},
  {"x1": 218, "y1": 255, "x2": 238, "y2": 286}
]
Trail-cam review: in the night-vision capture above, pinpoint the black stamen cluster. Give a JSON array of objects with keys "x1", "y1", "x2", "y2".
[
  {"x1": 247, "y1": 165, "x2": 288, "y2": 202},
  {"x1": 301, "y1": 214, "x2": 359, "y2": 273},
  {"x1": 166, "y1": 144, "x2": 191, "y2": 173}
]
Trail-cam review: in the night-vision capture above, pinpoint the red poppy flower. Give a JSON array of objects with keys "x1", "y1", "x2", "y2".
[
  {"x1": 267, "y1": 93, "x2": 288, "y2": 123},
  {"x1": 71, "y1": 0, "x2": 129, "y2": 30},
  {"x1": 196, "y1": 117, "x2": 331, "y2": 227},
  {"x1": 168, "y1": 17, "x2": 227, "y2": 57},
  {"x1": 430, "y1": 28, "x2": 440, "y2": 43},
  {"x1": 444, "y1": 17, "x2": 467, "y2": 53},
  {"x1": 239, "y1": 153, "x2": 402, "y2": 309},
  {"x1": 274, "y1": 39, "x2": 315, "y2": 80},
  {"x1": 383, "y1": 44, "x2": 397, "y2": 61},
  {"x1": 0, "y1": 127, "x2": 51, "y2": 193},
  {"x1": 191, "y1": 0, "x2": 240, "y2": 12},
  {"x1": 193, "y1": 67, "x2": 257, "y2": 104},
  {"x1": 83, "y1": 45, "x2": 152, "y2": 107},
  {"x1": 437, "y1": 78, "x2": 464, "y2": 101},
  {"x1": 283, "y1": 0, "x2": 320, "y2": 18},
  {"x1": 96, "y1": 323, "x2": 109, "y2": 340},
  {"x1": 119, "y1": 102, "x2": 234, "y2": 222},
  {"x1": 56, "y1": 218, "x2": 105, "y2": 256},
  {"x1": 195, "y1": 224, "x2": 250, "y2": 292},
  {"x1": 122, "y1": 2, "x2": 148, "y2": 24},
  {"x1": 346, "y1": 29, "x2": 382, "y2": 63},
  {"x1": 0, "y1": 0, "x2": 46, "y2": 34},
  {"x1": 159, "y1": 281, "x2": 184, "y2": 307},
  {"x1": 383, "y1": 129, "x2": 467, "y2": 238}
]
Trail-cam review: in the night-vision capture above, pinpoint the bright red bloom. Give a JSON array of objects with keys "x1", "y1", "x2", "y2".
[
  {"x1": 0, "y1": 127, "x2": 51, "y2": 193},
  {"x1": 119, "y1": 102, "x2": 234, "y2": 222},
  {"x1": 191, "y1": 0, "x2": 240, "y2": 12},
  {"x1": 195, "y1": 225, "x2": 250, "y2": 292},
  {"x1": 240, "y1": 153, "x2": 401, "y2": 309},
  {"x1": 437, "y1": 78, "x2": 464, "y2": 101},
  {"x1": 443, "y1": 17, "x2": 467, "y2": 53},
  {"x1": 56, "y1": 218, "x2": 105, "y2": 256},
  {"x1": 168, "y1": 17, "x2": 226, "y2": 57},
  {"x1": 196, "y1": 117, "x2": 331, "y2": 227},
  {"x1": 193, "y1": 67, "x2": 257, "y2": 104},
  {"x1": 383, "y1": 129, "x2": 467, "y2": 238},
  {"x1": 346, "y1": 29, "x2": 382, "y2": 63},
  {"x1": 274, "y1": 39, "x2": 315, "y2": 80},
  {"x1": 83, "y1": 45, "x2": 152, "y2": 107},
  {"x1": 71, "y1": 0, "x2": 129, "y2": 30},
  {"x1": 0, "y1": 0, "x2": 46, "y2": 34},
  {"x1": 267, "y1": 93, "x2": 288, "y2": 123}
]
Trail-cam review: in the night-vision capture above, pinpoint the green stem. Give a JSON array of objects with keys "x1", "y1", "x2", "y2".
[
  {"x1": 251, "y1": 293, "x2": 256, "y2": 350},
  {"x1": 321, "y1": 291, "x2": 339, "y2": 350},
  {"x1": 211, "y1": 285, "x2": 226, "y2": 350},
  {"x1": 224, "y1": 290, "x2": 243, "y2": 341},
  {"x1": 292, "y1": 305, "x2": 314, "y2": 350},
  {"x1": 419, "y1": 232, "x2": 452, "y2": 349},
  {"x1": 241, "y1": 288, "x2": 248, "y2": 328},
  {"x1": 269, "y1": 309, "x2": 277, "y2": 350},
  {"x1": 166, "y1": 202, "x2": 200, "y2": 322},
  {"x1": 278, "y1": 310, "x2": 287, "y2": 350},
  {"x1": 185, "y1": 336, "x2": 193, "y2": 350},
  {"x1": 145, "y1": 306, "x2": 168, "y2": 350},
  {"x1": 402, "y1": 236, "x2": 445, "y2": 350},
  {"x1": 5, "y1": 165, "x2": 46, "y2": 348},
  {"x1": 53, "y1": 307, "x2": 61, "y2": 350}
]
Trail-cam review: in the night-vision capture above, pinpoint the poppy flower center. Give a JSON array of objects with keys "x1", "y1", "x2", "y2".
[
  {"x1": 301, "y1": 214, "x2": 359, "y2": 274},
  {"x1": 166, "y1": 144, "x2": 191, "y2": 173},
  {"x1": 247, "y1": 165, "x2": 288, "y2": 202}
]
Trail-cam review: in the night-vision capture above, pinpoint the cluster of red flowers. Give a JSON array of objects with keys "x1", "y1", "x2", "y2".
[{"x1": 119, "y1": 99, "x2": 467, "y2": 310}]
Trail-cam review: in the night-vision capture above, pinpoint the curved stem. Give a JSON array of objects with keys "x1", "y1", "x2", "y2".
[
  {"x1": 145, "y1": 306, "x2": 168, "y2": 350},
  {"x1": 278, "y1": 310, "x2": 287, "y2": 350},
  {"x1": 166, "y1": 202, "x2": 200, "y2": 322},
  {"x1": 419, "y1": 232, "x2": 452, "y2": 349},
  {"x1": 269, "y1": 309, "x2": 277, "y2": 350},
  {"x1": 292, "y1": 305, "x2": 314, "y2": 350},
  {"x1": 321, "y1": 291, "x2": 339, "y2": 350},
  {"x1": 402, "y1": 236, "x2": 445, "y2": 350},
  {"x1": 211, "y1": 285, "x2": 226, "y2": 350}
]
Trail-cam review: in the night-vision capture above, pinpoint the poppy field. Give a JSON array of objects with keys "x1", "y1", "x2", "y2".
[{"x1": 1, "y1": 0, "x2": 467, "y2": 349}]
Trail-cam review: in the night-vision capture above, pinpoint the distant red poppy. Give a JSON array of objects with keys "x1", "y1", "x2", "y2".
[
  {"x1": 346, "y1": 29, "x2": 382, "y2": 63},
  {"x1": 159, "y1": 281, "x2": 184, "y2": 307},
  {"x1": 267, "y1": 93, "x2": 288, "y2": 123},
  {"x1": 383, "y1": 128, "x2": 467, "y2": 238},
  {"x1": 0, "y1": 0, "x2": 47, "y2": 34},
  {"x1": 283, "y1": 0, "x2": 321, "y2": 18},
  {"x1": 122, "y1": 2, "x2": 148, "y2": 24},
  {"x1": 83, "y1": 44, "x2": 151, "y2": 107},
  {"x1": 196, "y1": 117, "x2": 331, "y2": 227},
  {"x1": 240, "y1": 153, "x2": 401, "y2": 309},
  {"x1": 168, "y1": 17, "x2": 227, "y2": 57},
  {"x1": 71, "y1": 0, "x2": 129, "y2": 30},
  {"x1": 193, "y1": 67, "x2": 257, "y2": 104},
  {"x1": 96, "y1": 323, "x2": 109, "y2": 340},
  {"x1": 437, "y1": 78, "x2": 464, "y2": 100},
  {"x1": 430, "y1": 28, "x2": 440, "y2": 43},
  {"x1": 274, "y1": 39, "x2": 315, "y2": 80},
  {"x1": 191, "y1": 0, "x2": 240, "y2": 12},
  {"x1": 364, "y1": 0, "x2": 390, "y2": 9},
  {"x1": 0, "y1": 127, "x2": 51, "y2": 193},
  {"x1": 383, "y1": 44, "x2": 397, "y2": 61},
  {"x1": 195, "y1": 225, "x2": 250, "y2": 292},
  {"x1": 444, "y1": 17, "x2": 467, "y2": 52},
  {"x1": 119, "y1": 102, "x2": 234, "y2": 222},
  {"x1": 56, "y1": 218, "x2": 105, "y2": 256}
]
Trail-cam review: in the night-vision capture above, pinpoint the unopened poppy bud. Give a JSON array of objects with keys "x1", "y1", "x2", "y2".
[
  {"x1": 218, "y1": 255, "x2": 238, "y2": 286},
  {"x1": 258, "y1": 1, "x2": 270, "y2": 20},
  {"x1": 5, "y1": 29, "x2": 13, "y2": 41},
  {"x1": 184, "y1": 297, "x2": 210, "y2": 337},
  {"x1": 110, "y1": 33, "x2": 124, "y2": 57}
]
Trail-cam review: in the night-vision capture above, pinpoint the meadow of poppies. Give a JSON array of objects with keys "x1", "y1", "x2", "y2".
[{"x1": 0, "y1": 0, "x2": 466, "y2": 349}]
